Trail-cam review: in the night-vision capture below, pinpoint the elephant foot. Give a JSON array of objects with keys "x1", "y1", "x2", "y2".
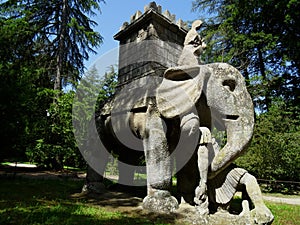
[
  {"x1": 251, "y1": 204, "x2": 274, "y2": 225},
  {"x1": 82, "y1": 182, "x2": 106, "y2": 194},
  {"x1": 143, "y1": 189, "x2": 179, "y2": 213}
]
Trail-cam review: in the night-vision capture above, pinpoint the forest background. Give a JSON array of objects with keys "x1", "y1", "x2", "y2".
[{"x1": 0, "y1": 0, "x2": 299, "y2": 192}]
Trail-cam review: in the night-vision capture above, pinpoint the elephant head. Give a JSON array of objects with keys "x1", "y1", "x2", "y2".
[
  {"x1": 157, "y1": 62, "x2": 254, "y2": 177},
  {"x1": 205, "y1": 63, "x2": 254, "y2": 177}
]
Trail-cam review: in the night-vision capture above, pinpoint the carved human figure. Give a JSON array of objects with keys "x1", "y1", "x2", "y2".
[
  {"x1": 194, "y1": 127, "x2": 211, "y2": 212},
  {"x1": 178, "y1": 20, "x2": 207, "y2": 66}
]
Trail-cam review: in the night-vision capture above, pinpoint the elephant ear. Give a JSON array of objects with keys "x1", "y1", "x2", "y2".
[{"x1": 157, "y1": 65, "x2": 211, "y2": 118}]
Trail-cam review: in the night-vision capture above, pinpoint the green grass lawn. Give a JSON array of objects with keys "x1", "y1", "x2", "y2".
[{"x1": 0, "y1": 177, "x2": 299, "y2": 225}]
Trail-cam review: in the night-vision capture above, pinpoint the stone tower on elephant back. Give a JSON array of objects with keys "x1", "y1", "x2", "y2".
[{"x1": 113, "y1": 1, "x2": 188, "y2": 88}]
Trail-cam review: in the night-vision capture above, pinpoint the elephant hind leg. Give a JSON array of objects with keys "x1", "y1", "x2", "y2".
[{"x1": 82, "y1": 165, "x2": 107, "y2": 194}]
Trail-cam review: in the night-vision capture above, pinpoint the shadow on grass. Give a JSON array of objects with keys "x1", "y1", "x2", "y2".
[
  {"x1": 2, "y1": 177, "x2": 299, "y2": 225},
  {"x1": 0, "y1": 177, "x2": 177, "y2": 225},
  {"x1": 1, "y1": 203, "x2": 176, "y2": 225}
]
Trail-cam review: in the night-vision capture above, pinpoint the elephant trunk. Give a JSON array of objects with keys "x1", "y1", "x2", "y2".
[{"x1": 210, "y1": 116, "x2": 254, "y2": 178}]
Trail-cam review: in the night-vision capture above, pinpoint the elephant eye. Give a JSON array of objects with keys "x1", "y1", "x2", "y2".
[{"x1": 222, "y1": 79, "x2": 236, "y2": 92}]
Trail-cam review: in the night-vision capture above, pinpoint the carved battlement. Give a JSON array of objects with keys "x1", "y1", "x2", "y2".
[
  {"x1": 119, "y1": 2, "x2": 188, "y2": 32},
  {"x1": 114, "y1": 2, "x2": 188, "y2": 88}
]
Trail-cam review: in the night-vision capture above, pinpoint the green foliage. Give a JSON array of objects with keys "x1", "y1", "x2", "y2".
[
  {"x1": 25, "y1": 65, "x2": 117, "y2": 170},
  {"x1": 236, "y1": 100, "x2": 300, "y2": 186},
  {"x1": 0, "y1": 0, "x2": 106, "y2": 168},
  {"x1": 193, "y1": 0, "x2": 300, "y2": 184},
  {"x1": 266, "y1": 202, "x2": 300, "y2": 225},
  {"x1": 26, "y1": 90, "x2": 86, "y2": 170},
  {"x1": 24, "y1": 64, "x2": 117, "y2": 170},
  {"x1": 0, "y1": 0, "x2": 105, "y2": 90},
  {"x1": 73, "y1": 65, "x2": 117, "y2": 147},
  {"x1": 193, "y1": 0, "x2": 300, "y2": 111},
  {"x1": 0, "y1": 15, "x2": 48, "y2": 161}
]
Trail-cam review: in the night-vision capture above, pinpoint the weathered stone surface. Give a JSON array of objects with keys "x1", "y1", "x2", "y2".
[
  {"x1": 206, "y1": 63, "x2": 254, "y2": 176},
  {"x1": 156, "y1": 65, "x2": 211, "y2": 118},
  {"x1": 199, "y1": 127, "x2": 212, "y2": 144},
  {"x1": 178, "y1": 20, "x2": 207, "y2": 66},
  {"x1": 114, "y1": 3, "x2": 186, "y2": 87},
  {"x1": 86, "y1": 4, "x2": 274, "y2": 225},
  {"x1": 177, "y1": 199, "x2": 273, "y2": 225},
  {"x1": 143, "y1": 190, "x2": 178, "y2": 213}
]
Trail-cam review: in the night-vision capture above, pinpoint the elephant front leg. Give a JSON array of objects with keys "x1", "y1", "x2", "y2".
[
  {"x1": 142, "y1": 105, "x2": 178, "y2": 213},
  {"x1": 82, "y1": 165, "x2": 107, "y2": 194}
]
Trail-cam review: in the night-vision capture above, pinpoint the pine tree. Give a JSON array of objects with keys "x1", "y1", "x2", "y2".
[
  {"x1": 0, "y1": 0, "x2": 105, "y2": 90},
  {"x1": 0, "y1": 0, "x2": 105, "y2": 164},
  {"x1": 192, "y1": 0, "x2": 300, "y2": 112}
]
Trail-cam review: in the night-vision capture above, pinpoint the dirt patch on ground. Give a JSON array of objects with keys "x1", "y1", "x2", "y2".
[{"x1": 0, "y1": 164, "x2": 85, "y2": 180}]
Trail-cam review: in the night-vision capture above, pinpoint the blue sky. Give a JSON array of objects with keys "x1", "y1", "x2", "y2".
[{"x1": 85, "y1": 0, "x2": 200, "y2": 69}]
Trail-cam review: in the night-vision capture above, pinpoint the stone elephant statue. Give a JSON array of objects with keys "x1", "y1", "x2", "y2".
[
  {"x1": 143, "y1": 62, "x2": 255, "y2": 212},
  {"x1": 84, "y1": 62, "x2": 255, "y2": 212}
]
